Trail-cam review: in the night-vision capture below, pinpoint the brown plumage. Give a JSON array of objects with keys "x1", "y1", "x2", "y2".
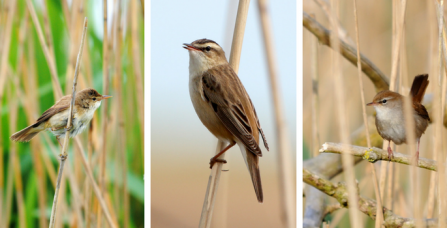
[
  {"x1": 11, "y1": 88, "x2": 111, "y2": 143},
  {"x1": 185, "y1": 39, "x2": 268, "y2": 202},
  {"x1": 367, "y1": 74, "x2": 430, "y2": 161}
]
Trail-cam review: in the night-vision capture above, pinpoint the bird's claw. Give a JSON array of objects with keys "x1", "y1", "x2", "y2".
[
  {"x1": 387, "y1": 147, "x2": 394, "y2": 161},
  {"x1": 209, "y1": 158, "x2": 227, "y2": 169},
  {"x1": 59, "y1": 154, "x2": 68, "y2": 161}
]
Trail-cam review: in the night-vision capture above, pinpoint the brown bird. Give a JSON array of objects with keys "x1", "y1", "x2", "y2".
[
  {"x1": 10, "y1": 88, "x2": 111, "y2": 145},
  {"x1": 367, "y1": 74, "x2": 430, "y2": 162},
  {"x1": 184, "y1": 38, "x2": 269, "y2": 203}
]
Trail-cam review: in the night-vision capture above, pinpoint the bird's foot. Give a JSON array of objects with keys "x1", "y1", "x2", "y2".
[
  {"x1": 65, "y1": 124, "x2": 73, "y2": 131},
  {"x1": 411, "y1": 152, "x2": 419, "y2": 166},
  {"x1": 387, "y1": 146, "x2": 394, "y2": 161},
  {"x1": 59, "y1": 153, "x2": 68, "y2": 161},
  {"x1": 209, "y1": 158, "x2": 227, "y2": 169}
]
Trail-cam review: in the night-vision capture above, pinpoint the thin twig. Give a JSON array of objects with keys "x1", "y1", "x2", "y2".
[
  {"x1": 49, "y1": 17, "x2": 88, "y2": 228},
  {"x1": 320, "y1": 142, "x2": 437, "y2": 171}
]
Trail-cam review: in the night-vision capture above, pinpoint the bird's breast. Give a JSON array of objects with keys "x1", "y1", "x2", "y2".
[
  {"x1": 189, "y1": 74, "x2": 233, "y2": 141},
  {"x1": 375, "y1": 106, "x2": 407, "y2": 144}
]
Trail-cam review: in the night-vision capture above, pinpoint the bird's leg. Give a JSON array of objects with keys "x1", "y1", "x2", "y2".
[
  {"x1": 415, "y1": 138, "x2": 420, "y2": 165},
  {"x1": 209, "y1": 141, "x2": 236, "y2": 169},
  {"x1": 51, "y1": 126, "x2": 66, "y2": 132},
  {"x1": 56, "y1": 136, "x2": 63, "y2": 147},
  {"x1": 56, "y1": 137, "x2": 68, "y2": 161},
  {"x1": 387, "y1": 140, "x2": 394, "y2": 161},
  {"x1": 65, "y1": 116, "x2": 74, "y2": 130}
]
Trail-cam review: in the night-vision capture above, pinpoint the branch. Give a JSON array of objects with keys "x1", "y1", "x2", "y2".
[
  {"x1": 303, "y1": 168, "x2": 441, "y2": 227},
  {"x1": 303, "y1": 154, "x2": 362, "y2": 228},
  {"x1": 320, "y1": 142, "x2": 437, "y2": 171},
  {"x1": 303, "y1": 11, "x2": 389, "y2": 92}
]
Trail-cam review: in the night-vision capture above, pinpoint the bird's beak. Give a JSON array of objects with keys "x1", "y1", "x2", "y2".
[
  {"x1": 366, "y1": 101, "x2": 376, "y2": 106},
  {"x1": 102, "y1": 95, "x2": 112, "y2": 100},
  {"x1": 183, "y1": 43, "x2": 200, "y2": 51}
]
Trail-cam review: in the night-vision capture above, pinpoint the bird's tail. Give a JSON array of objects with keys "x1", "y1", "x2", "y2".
[
  {"x1": 243, "y1": 146, "x2": 263, "y2": 203},
  {"x1": 410, "y1": 74, "x2": 429, "y2": 103},
  {"x1": 10, "y1": 124, "x2": 42, "y2": 142}
]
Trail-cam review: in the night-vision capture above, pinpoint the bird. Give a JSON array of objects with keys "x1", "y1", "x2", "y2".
[
  {"x1": 367, "y1": 74, "x2": 430, "y2": 162},
  {"x1": 10, "y1": 88, "x2": 111, "y2": 145},
  {"x1": 184, "y1": 38, "x2": 269, "y2": 203}
]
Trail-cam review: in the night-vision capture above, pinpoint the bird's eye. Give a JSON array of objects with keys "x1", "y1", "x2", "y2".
[
  {"x1": 382, "y1": 99, "x2": 387, "y2": 104},
  {"x1": 93, "y1": 98, "x2": 96, "y2": 101},
  {"x1": 205, "y1": 46, "x2": 211, "y2": 51}
]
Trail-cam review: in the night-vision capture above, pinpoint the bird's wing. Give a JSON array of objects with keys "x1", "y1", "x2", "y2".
[
  {"x1": 201, "y1": 70, "x2": 262, "y2": 157},
  {"x1": 33, "y1": 95, "x2": 71, "y2": 127},
  {"x1": 248, "y1": 97, "x2": 269, "y2": 151},
  {"x1": 413, "y1": 102, "x2": 430, "y2": 122}
]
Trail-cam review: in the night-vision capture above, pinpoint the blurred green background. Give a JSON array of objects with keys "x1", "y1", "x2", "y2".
[{"x1": 0, "y1": 0, "x2": 143, "y2": 227}]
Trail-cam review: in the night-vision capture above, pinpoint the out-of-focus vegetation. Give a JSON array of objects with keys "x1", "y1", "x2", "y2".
[
  {"x1": 0, "y1": 0, "x2": 143, "y2": 227},
  {"x1": 304, "y1": 1, "x2": 444, "y2": 227}
]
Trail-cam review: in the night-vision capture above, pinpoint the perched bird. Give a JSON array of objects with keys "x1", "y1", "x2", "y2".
[
  {"x1": 184, "y1": 38, "x2": 269, "y2": 203},
  {"x1": 367, "y1": 74, "x2": 430, "y2": 162},
  {"x1": 11, "y1": 88, "x2": 111, "y2": 144}
]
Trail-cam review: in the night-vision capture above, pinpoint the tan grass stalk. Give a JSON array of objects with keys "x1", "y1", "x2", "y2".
[
  {"x1": 85, "y1": 120, "x2": 94, "y2": 228},
  {"x1": 98, "y1": 0, "x2": 110, "y2": 226},
  {"x1": 310, "y1": 14, "x2": 320, "y2": 158},
  {"x1": 110, "y1": 0, "x2": 120, "y2": 214},
  {"x1": 65, "y1": 0, "x2": 82, "y2": 93},
  {"x1": 74, "y1": 138, "x2": 118, "y2": 228},
  {"x1": 329, "y1": 0, "x2": 361, "y2": 226},
  {"x1": 14, "y1": 76, "x2": 48, "y2": 228},
  {"x1": 130, "y1": 0, "x2": 144, "y2": 147},
  {"x1": 199, "y1": 3, "x2": 250, "y2": 227},
  {"x1": 49, "y1": 17, "x2": 88, "y2": 228},
  {"x1": 9, "y1": 84, "x2": 26, "y2": 228},
  {"x1": 2, "y1": 152, "x2": 14, "y2": 228},
  {"x1": 351, "y1": 0, "x2": 384, "y2": 226},
  {"x1": 26, "y1": 0, "x2": 63, "y2": 99},
  {"x1": 14, "y1": 11, "x2": 48, "y2": 227},
  {"x1": 435, "y1": 1, "x2": 447, "y2": 227},
  {"x1": 256, "y1": 0, "x2": 295, "y2": 227},
  {"x1": 61, "y1": 0, "x2": 71, "y2": 29},
  {"x1": 0, "y1": 2, "x2": 17, "y2": 223},
  {"x1": 42, "y1": 0, "x2": 55, "y2": 59},
  {"x1": 114, "y1": 0, "x2": 130, "y2": 226},
  {"x1": 0, "y1": 0, "x2": 17, "y2": 108}
]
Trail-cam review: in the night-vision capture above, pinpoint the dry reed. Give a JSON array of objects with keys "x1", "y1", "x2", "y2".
[
  {"x1": 257, "y1": 0, "x2": 295, "y2": 227},
  {"x1": 199, "y1": 1, "x2": 250, "y2": 227}
]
